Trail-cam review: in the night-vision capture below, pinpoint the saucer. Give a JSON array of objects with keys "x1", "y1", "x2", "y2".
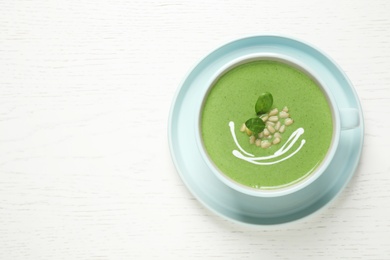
[{"x1": 168, "y1": 35, "x2": 364, "y2": 225}]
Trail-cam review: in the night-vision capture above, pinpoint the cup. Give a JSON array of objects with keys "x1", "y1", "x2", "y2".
[{"x1": 196, "y1": 54, "x2": 360, "y2": 197}]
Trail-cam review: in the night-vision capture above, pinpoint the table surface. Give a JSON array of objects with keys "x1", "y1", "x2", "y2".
[{"x1": 1, "y1": 1, "x2": 389, "y2": 259}]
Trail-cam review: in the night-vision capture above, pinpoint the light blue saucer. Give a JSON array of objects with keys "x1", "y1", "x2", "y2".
[{"x1": 168, "y1": 35, "x2": 364, "y2": 225}]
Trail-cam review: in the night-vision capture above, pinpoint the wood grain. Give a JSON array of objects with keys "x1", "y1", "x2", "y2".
[{"x1": 1, "y1": 0, "x2": 389, "y2": 259}]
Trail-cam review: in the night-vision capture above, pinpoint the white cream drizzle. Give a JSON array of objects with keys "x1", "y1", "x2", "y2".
[
  {"x1": 228, "y1": 121, "x2": 254, "y2": 157},
  {"x1": 229, "y1": 121, "x2": 306, "y2": 165}
]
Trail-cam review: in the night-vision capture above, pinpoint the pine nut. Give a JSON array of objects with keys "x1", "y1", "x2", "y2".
[
  {"x1": 261, "y1": 140, "x2": 271, "y2": 149},
  {"x1": 269, "y1": 108, "x2": 278, "y2": 116},
  {"x1": 263, "y1": 128, "x2": 270, "y2": 136},
  {"x1": 268, "y1": 116, "x2": 278, "y2": 122},
  {"x1": 249, "y1": 135, "x2": 256, "y2": 144},
  {"x1": 275, "y1": 121, "x2": 281, "y2": 131},
  {"x1": 283, "y1": 106, "x2": 289, "y2": 112},
  {"x1": 273, "y1": 137, "x2": 281, "y2": 144},
  {"x1": 260, "y1": 115, "x2": 268, "y2": 122},
  {"x1": 245, "y1": 128, "x2": 253, "y2": 136},
  {"x1": 258, "y1": 132, "x2": 264, "y2": 138},
  {"x1": 279, "y1": 111, "x2": 289, "y2": 118},
  {"x1": 274, "y1": 132, "x2": 282, "y2": 139},
  {"x1": 279, "y1": 125, "x2": 286, "y2": 133},
  {"x1": 285, "y1": 118, "x2": 294, "y2": 126},
  {"x1": 240, "y1": 123, "x2": 246, "y2": 132},
  {"x1": 268, "y1": 125, "x2": 276, "y2": 134},
  {"x1": 266, "y1": 121, "x2": 275, "y2": 126},
  {"x1": 255, "y1": 139, "x2": 261, "y2": 147}
]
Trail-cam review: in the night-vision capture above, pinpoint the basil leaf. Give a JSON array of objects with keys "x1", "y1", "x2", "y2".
[
  {"x1": 255, "y1": 92, "x2": 273, "y2": 115},
  {"x1": 245, "y1": 117, "x2": 265, "y2": 135}
]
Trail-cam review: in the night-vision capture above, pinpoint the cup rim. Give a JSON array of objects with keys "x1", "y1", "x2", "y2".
[{"x1": 196, "y1": 53, "x2": 341, "y2": 197}]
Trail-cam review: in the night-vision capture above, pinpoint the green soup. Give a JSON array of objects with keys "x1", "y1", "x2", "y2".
[{"x1": 201, "y1": 60, "x2": 333, "y2": 190}]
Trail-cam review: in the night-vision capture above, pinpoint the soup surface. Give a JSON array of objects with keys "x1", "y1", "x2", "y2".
[{"x1": 201, "y1": 60, "x2": 333, "y2": 190}]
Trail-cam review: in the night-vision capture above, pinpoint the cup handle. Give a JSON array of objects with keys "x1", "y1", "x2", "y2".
[{"x1": 340, "y1": 108, "x2": 360, "y2": 130}]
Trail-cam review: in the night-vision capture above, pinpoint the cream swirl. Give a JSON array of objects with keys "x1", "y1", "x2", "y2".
[{"x1": 229, "y1": 121, "x2": 305, "y2": 165}]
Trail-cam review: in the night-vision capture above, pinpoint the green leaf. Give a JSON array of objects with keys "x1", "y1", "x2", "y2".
[
  {"x1": 245, "y1": 117, "x2": 265, "y2": 135},
  {"x1": 255, "y1": 92, "x2": 273, "y2": 115}
]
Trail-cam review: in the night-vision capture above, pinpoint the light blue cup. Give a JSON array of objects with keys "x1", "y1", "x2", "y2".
[
  {"x1": 195, "y1": 54, "x2": 360, "y2": 198},
  {"x1": 168, "y1": 35, "x2": 364, "y2": 225}
]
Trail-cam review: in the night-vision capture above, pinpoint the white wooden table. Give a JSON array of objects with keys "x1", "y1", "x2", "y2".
[{"x1": 1, "y1": 1, "x2": 389, "y2": 259}]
